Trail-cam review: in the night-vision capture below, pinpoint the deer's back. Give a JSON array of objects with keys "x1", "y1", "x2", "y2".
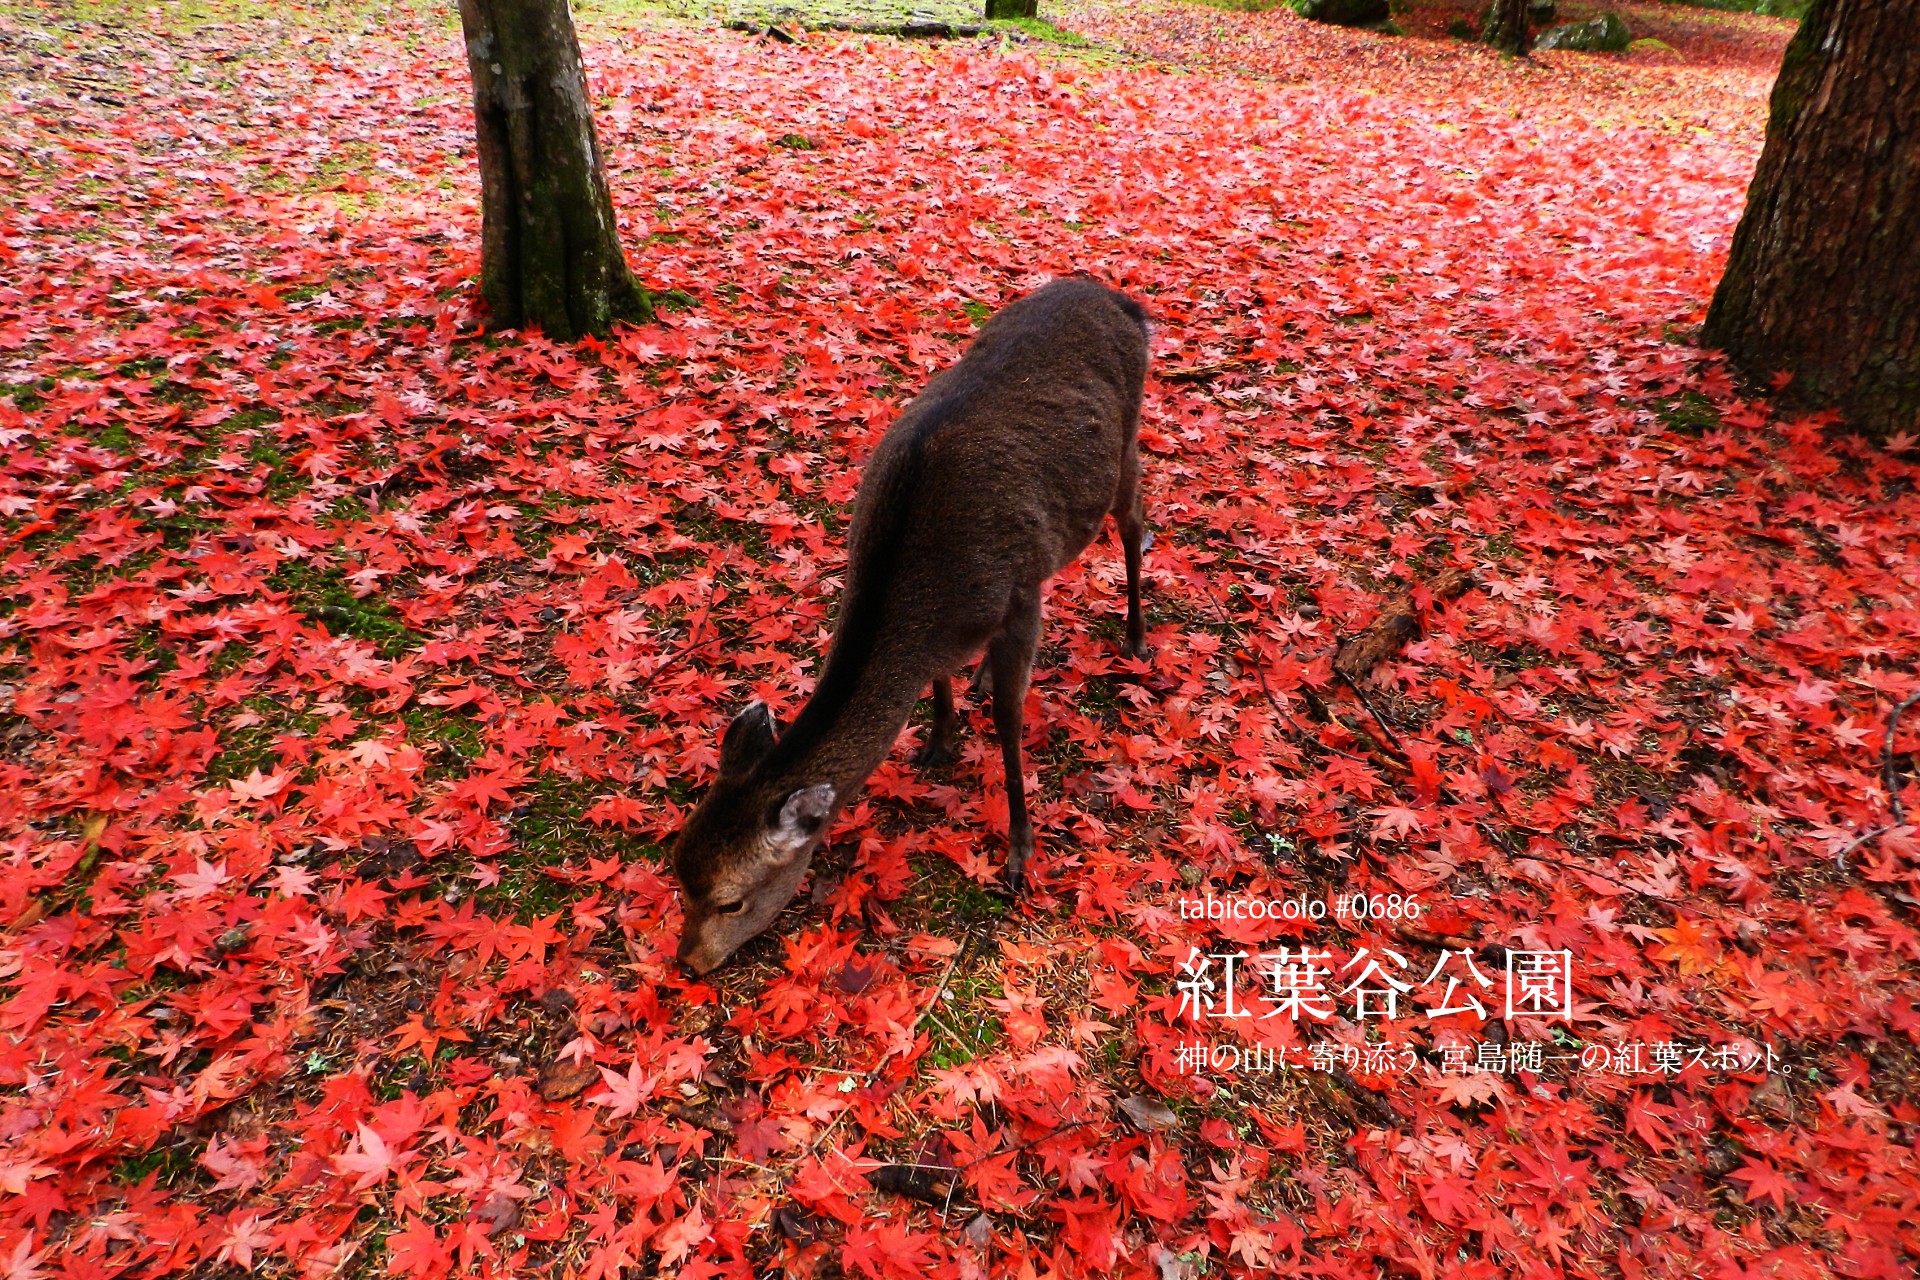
[{"x1": 843, "y1": 280, "x2": 1149, "y2": 666}]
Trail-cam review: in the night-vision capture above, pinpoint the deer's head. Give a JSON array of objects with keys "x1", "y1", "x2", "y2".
[{"x1": 672, "y1": 702, "x2": 837, "y2": 975}]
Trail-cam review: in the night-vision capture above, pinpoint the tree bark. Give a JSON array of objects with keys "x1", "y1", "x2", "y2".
[
  {"x1": 1481, "y1": 0, "x2": 1531, "y2": 55},
  {"x1": 1703, "y1": 0, "x2": 1920, "y2": 440},
  {"x1": 457, "y1": 0, "x2": 649, "y2": 342},
  {"x1": 985, "y1": 0, "x2": 1039, "y2": 18}
]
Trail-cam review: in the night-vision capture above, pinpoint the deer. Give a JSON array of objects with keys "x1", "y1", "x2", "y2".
[{"x1": 672, "y1": 277, "x2": 1151, "y2": 975}]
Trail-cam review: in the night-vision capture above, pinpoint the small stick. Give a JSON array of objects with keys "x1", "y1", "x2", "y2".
[
  {"x1": 619, "y1": 566, "x2": 728, "y2": 702},
  {"x1": 1485, "y1": 825, "x2": 1677, "y2": 907},
  {"x1": 877, "y1": 1118, "x2": 1094, "y2": 1179},
  {"x1": 1337, "y1": 669, "x2": 1408, "y2": 759},
  {"x1": 959, "y1": 1118, "x2": 1093, "y2": 1175},
  {"x1": 1188, "y1": 581, "x2": 1364, "y2": 763},
  {"x1": 1884, "y1": 692, "x2": 1919, "y2": 828},
  {"x1": 1826, "y1": 691, "x2": 1920, "y2": 869},
  {"x1": 802, "y1": 953, "x2": 962, "y2": 1161}
]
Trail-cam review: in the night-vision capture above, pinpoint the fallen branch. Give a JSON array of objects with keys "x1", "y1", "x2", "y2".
[
  {"x1": 870, "y1": 1163, "x2": 954, "y2": 1205},
  {"x1": 1306, "y1": 1066, "x2": 1406, "y2": 1131},
  {"x1": 725, "y1": 18, "x2": 985, "y2": 39},
  {"x1": 1159, "y1": 358, "x2": 1258, "y2": 383},
  {"x1": 1332, "y1": 566, "x2": 1474, "y2": 685}
]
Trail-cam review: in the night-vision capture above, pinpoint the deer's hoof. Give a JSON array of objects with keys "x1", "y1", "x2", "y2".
[{"x1": 913, "y1": 741, "x2": 956, "y2": 770}]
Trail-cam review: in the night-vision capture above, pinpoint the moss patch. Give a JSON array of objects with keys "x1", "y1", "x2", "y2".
[{"x1": 270, "y1": 562, "x2": 416, "y2": 658}]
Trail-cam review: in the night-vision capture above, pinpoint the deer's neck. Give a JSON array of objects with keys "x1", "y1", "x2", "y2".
[{"x1": 762, "y1": 643, "x2": 928, "y2": 797}]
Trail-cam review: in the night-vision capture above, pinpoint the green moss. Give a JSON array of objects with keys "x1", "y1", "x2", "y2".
[
  {"x1": 94, "y1": 423, "x2": 136, "y2": 454},
  {"x1": 203, "y1": 693, "x2": 325, "y2": 783},
  {"x1": 666, "y1": 502, "x2": 773, "y2": 559},
  {"x1": 1761, "y1": 0, "x2": 1825, "y2": 133},
  {"x1": 0, "y1": 379, "x2": 50, "y2": 414},
  {"x1": 1656, "y1": 390, "x2": 1723, "y2": 438},
  {"x1": 924, "y1": 968, "x2": 1004, "y2": 1069},
  {"x1": 506, "y1": 771, "x2": 597, "y2": 859},
  {"x1": 270, "y1": 562, "x2": 415, "y2": 657},
  {"x1": 1090, "y1": 1031, "x2": 1130, "y2": 1073},
  {"x1": 111, "y1": 1140, "x2": 201, "y2": 1190},
  {"x1": 28, "y1": 0, "x2": 448, "y2": 36},
  {"x1": 373, "y1": 1057, "x2": 428, "y2": 1100},
  {"x1": 480, "y1": 770, "x2": 662, "y2": 921},
  {"x1": 114, "y1": 354, "x2": 169, "y2": 378},
  {"x1": 399, "y1": 702, "x2": 486, "y2": 764},
  {"x1": 575, "y1": 0, "x2": 686, "y2": 23},
  {"x1": 924, "y1": 871, "x2": 1009, "y2": 925},
  {"x1": 1482, "y1": 532, "x2": 1522, "y2": 562},
  {"x1": 994, "y1": 16, "x2": 1090, "y2": 45}
]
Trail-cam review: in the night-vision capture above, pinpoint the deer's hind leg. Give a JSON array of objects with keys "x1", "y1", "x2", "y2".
[
  {"x1": 988, "y1": 587, "x2": 1042, "y2": 894},
  {"x1": 1113, "y1": 441, "x2": 1150, "y2": 659},
  {"x1": 914, "y1": 676, "x2": 958, "y2": 769}
]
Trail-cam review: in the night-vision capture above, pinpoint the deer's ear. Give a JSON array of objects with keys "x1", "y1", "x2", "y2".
[
  {"x1": 769, "y1": 784, "x2": 836, "y2": 855},
  {"x1": 719, "y1": 701, "x2": 777, "y2": 778}
]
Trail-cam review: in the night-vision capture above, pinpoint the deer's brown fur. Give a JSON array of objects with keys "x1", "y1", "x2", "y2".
[{"x1": 672, "y1": 278, "x2": 1151, "y2": 974}]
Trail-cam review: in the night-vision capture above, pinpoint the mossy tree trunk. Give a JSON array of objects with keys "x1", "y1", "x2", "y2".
[
  {"x1": 985, "y1": 0, "x2": 1038, "y2": 18},
  {"x1": 457, "y1": 0, "x2": 650, "y2": 342},
  {"x1": 1703, "y1": 0, "x2": 1920, "y2": 439},
  {"x1": 1481, "y1": 0, "x2": 1531, "y2": 54}
]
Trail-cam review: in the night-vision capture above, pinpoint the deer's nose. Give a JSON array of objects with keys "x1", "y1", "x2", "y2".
[{"x1": 675, "y1": 933, "x2": 714, "y2": 979}]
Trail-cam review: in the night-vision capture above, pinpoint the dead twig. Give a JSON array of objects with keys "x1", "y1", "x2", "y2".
[
  {"x1": 1829, "y1": 691, "x2": 1920, "y2": 874},
  {"x1": 963, "y1": 1117, "x2": 1093, "y2": 1170},
  {"x1": 802, "y1": 952, "x2": 962, "y2": 1161},
  {"x1": 1304, "y1": 1066, "x2": 1406, "y2": 1131},
  {"x1": 1338, "y1": 669, "x2": 1408, "y2": 760},
  {"x1": 1188, "y1": 580, "x2": 1372, "y2": 767},
  {"x1": 1159, "y1": 358, "x2": 1254, "y2": 383},
  {"x1": 870, "y1": 1118, "x2": 1094, "y2": 1180},
  {"x1": 870, "y1": 1117, "x2": 1096, "y2": 1216},
  {"x1": 1481, "y1": 823, "x2": 1678, "y2": 907},
  {"x1": 1884, "y1": 691, "x2": 1919, "y2": 828},
  {"x1": 618, "y1": 565, "x2": 729, "y2": 704}
]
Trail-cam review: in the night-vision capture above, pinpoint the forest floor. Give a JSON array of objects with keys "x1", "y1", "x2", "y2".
[{"x1": 4, "y1": 1, "x2": 1918, "y2": 1278}]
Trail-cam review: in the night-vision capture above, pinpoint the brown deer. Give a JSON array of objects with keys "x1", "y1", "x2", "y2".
[{"x1": 672, "y1": 278, "x2": 1151, "y2": 975}]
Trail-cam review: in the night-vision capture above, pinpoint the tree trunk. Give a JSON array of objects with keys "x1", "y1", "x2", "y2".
[
  {"x1": 457, "y1": 0, "x2": 650, "y2": 342},
  {"x1": 1481, "y1": 0, "x2": 1531, "y2": 54},
  {"x1": 1703, "y1": 0, "x2": 1920, "y2": 440},
  {"x1": 985, "y1": 0, "x2": 1039, "y2": 18}
]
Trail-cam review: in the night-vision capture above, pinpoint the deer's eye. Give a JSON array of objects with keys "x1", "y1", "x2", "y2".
[{"x1": 714, "y1": 900, "x2": 746, "y2": 916}]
